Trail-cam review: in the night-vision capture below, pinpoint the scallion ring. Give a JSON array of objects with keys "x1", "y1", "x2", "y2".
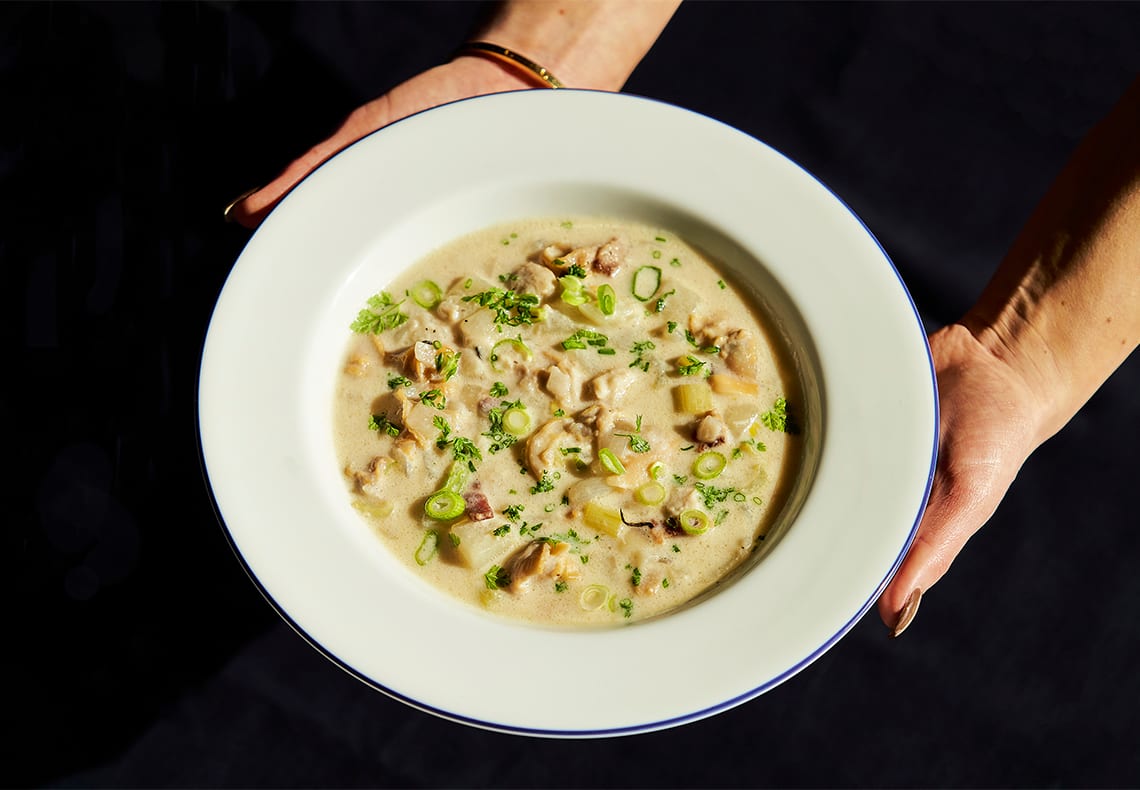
[
  {"x1": 579, "y1": 584, "x2": 611, "y2": 611},
  {"x1": 410, "y1": 280, "x2": 442, "y2": 309},
  {"x1": 424, "y1": 490, "x2": 465, "y2": 521},
  {"x1": 635, "y1": 480, "x2": 667, "y2": 506},
  {"x1": 489, "y1": 335, "x2": 532, "y2": 372},
  {"x1": 693, "y1": 450, "x2": 727, "y2": 480},
  {"x1": 502, "y1": 405, "x2": 531, "y2": 436},
  {"x1": 598, "y1": 448, "x2": 626, "y2": 475},
  {"x1": 597, "y1": 283, "x2": 616, "y2": 315},
  {"x1": 678, "y1": 509, "x2": 710, "y2": 535},
  {"x1": 632, "y1": 265, "x2": 662, "y2": 302}
]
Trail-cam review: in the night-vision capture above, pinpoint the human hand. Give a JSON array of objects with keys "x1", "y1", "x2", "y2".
[
  {"x1": 877, "y1": 322, "x2": 1045, "y2": 636},
  {"x1": 225, "y1": 56, "x2": 534, "y2": 228}
]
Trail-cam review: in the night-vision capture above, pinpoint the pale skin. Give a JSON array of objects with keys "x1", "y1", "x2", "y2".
[{"x1": 226, "y1": 1, "x2": 1140, "y2": 636}]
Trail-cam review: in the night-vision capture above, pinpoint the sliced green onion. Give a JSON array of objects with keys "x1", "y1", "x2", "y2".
[
  {"x1": 648, "y1": 461, "x2": 666, "y2": 481},
  {"x1": 635, "y1": 480, "x2": 667, "y2": 506},
  {"x1": 441, "y1": 460, "x2": 470, "y2": 494},
  {"x1": 489, "y1": 335, "x2": 532, "y2": 372},
  {"x1": 559, "y1": 275, "x2": 588, "y2": 306},
  {"x1": 410, "y1": 280, "x2": 442, "y2": 309},
  {"x1": 425, "y1": 490, "x2": 465, "y2": 521},
  {"x1": 579, "y1": 584, "x2": 611, "y2": 611},
  {"x1": 597, "y1": 283, "x2": 616, "y2": 316},
  {"x1": 632, "y1": 265, "x2": 662, "y2": 302},
  {"x1": 415, "y1": 529, "x2": 440, "y2": 564},
  {"x1": 693, "y1": 450, "x2": 727, "y2": 480},
  {"x1": 678, "y1": 509, "x2": 710, "y2": 535},
  {"x1": 598, "y1": 448, "x2": 626, "y2": 475},
  {"x1": 502, "y1": 405, "x2": 531, "y2": 436}
]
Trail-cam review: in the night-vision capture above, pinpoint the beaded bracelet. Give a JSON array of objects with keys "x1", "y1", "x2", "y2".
[{"x1": 455, "y1": 41, "x2": 564, "y2": 89}]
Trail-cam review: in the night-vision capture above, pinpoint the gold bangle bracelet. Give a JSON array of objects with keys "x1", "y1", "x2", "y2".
[{"x1": 455, "y1": 41, "x2": 564, "y2": 89}]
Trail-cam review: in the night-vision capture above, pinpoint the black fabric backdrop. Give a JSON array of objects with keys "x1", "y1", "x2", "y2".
[{"x1": 7, "y1": 1, "x2": 1140, "y2": 787}]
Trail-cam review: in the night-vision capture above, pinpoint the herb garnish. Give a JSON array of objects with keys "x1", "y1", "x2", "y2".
[
  {"x1": 462, "y1": 288, "x2": 541, "y2": 329},
  {"x1": 350, "y1": 292, "x2": 408, "y2": 334},
  {"x1": 530, "y1": 469, "x2": 556, "y2": 494},
  {"x1": 419, "y1": 389, "x2": 446, "y2": 410},
  {"x1": 629, "y1": 340, "x2": 656, "y2": 372},
  {"x1": 761, "y1": 396, "x2": 790, "y2": 432},
  {"x1": 614, "y1": 415, "x2": 651, "y2": 453},
  {"x1": 484, "y1": 565, "x2": 510, "y2": 590},
  {"x1": 433, "y1": 415, "x2": 482, "y2": 471},
  {"x1": 368, "y1": 413, "x2": 402, "y2": 437},
  {"x1": 677, "y1": 355, "x2": 708, "y2": 377}
]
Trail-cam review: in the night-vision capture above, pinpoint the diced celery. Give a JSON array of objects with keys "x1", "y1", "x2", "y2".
[
  {"x1": 583, "y1": 501, "x2": 624, "y2": 538},
  {"x1": 673, "y1": 381, "x2": 713, "y2": 414}
]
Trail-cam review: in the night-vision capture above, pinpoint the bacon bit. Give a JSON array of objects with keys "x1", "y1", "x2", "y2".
[{"x1": 463, "y1": 489, "x2": 494, "y2": 521}]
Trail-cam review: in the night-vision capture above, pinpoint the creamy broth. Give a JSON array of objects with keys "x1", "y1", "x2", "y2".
[{"x1": 333, "y1": 217, "x2": 801, "y2": 626}]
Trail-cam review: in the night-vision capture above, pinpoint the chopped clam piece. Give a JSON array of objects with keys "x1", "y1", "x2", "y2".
[
  {"x1": 594, "y1": 237, "x2": 627, "y2": 275},
  {"x1": 510, "y1": 261, "x2": 557, "y2": 300},
  {"x1": 695, "y1": 413, "x2": 730, "y2": 447},
  {"x1": 504, "y1": 539, "x2": 582, "y2": 593}
]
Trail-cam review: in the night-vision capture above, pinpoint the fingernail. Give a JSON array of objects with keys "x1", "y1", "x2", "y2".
[
  {"x1": 223, "y1": 186, "x2": 260, "y2": 223},
  {"x1": 888, "y1": 588, "x2": 922, "y2": 639}
]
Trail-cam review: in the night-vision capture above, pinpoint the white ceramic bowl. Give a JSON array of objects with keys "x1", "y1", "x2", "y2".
[{"x1": 198, "y1": 90, "x2": 937, "y2": 736}]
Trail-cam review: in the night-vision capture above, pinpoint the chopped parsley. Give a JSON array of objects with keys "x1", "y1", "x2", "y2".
[
  {"x1": 435, "y1": 348, "x2": 461, "y2": 381},
  {"x1": 629, "y1": 340, "x2": 656, "y2": 372},
  {"x1": 433, "y1": 416, "x2": 482, "y2": 471},
  {"x1": 483, "y1": 399, "x2": 524, "y2": 454},
  {"x1": 654, "y1": 289, "x2": 675, "y2": 313},
  {"x1": 614, "y1": 415, "x2": 651, "y2": 453},
  {"x1": 350, "y1": 291, "x2": 408, "y2": 334},
  {"x1": 684, "y1": 329, "x2": 719, "y2": 354},
  {"x1": 677, "y1": 355, "x2": 708, "y2": 377},
  {"x1": 419, "y1": 389, "x2": 446, "y2": 410},
  {"x1": 694, "y1": 481, "x2": 739, "y2": 510},
  {"x1": 492, "y1": 525, "x2": 510, "y2": 537},
  {"x1": 630, "y1": 566, "x2": 642, "y2": 587},
  {"x1": 618, "y1": 598, "x2": 634, "y2": 618},
  {"x1": 462, "y1": 288, "x2": 542, "y2": 329},
  {"x1": 483, "y1": 565, "x2": 510, "y2": 590},
  {"x1": 554, "y1": 581, "x2": 569, "y2": 593},
  {"x1": 489, "y1": 381, "x2": 508, "y2": 398},
  {"x1": 530, "y1": 469, "x2": 556, "y2": 495},
  {"x1": 368, "y1": 413, "x2": 402, "y2": 437},
  {"x1": 565, "y1": 262, "x2": 587, "y2": 278},
  {"x1": 761, "y1": 396, "x2": 790, "y2": 432},
  {"x1": 387, "y1": 375, "x2": 412, "y2": 390}
]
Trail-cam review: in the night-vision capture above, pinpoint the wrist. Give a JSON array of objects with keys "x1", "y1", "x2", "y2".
[{"x1": 471, "y1": 0, "x2": 679, "y2": 91}]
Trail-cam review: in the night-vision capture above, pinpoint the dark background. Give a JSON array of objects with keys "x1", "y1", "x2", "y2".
[{"x1": 7, "y1": 1, "x2": 1140, "y2": 787}]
